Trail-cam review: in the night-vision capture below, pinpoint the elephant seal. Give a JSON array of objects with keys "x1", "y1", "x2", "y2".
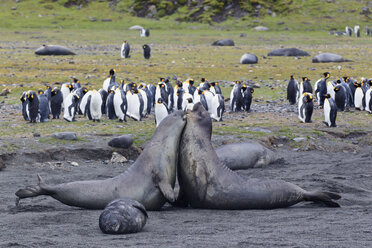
[
  {"x1": 108, "y1": 135, "x2": 134, "y2": 149},
  {"x1": 240, "y1": 54, "x2": 258, "y2": 64},
  {"x1": 216, "y1": 143, "x2": 279, "y2": 170},
  {"x1": 268, "y1": 48, "x2": 310, "y2": 56},
  {"x1": 16, "y1": 111, "x2": 186, "y2": 210},
  {"x1": 211, "y1": 39, "x2": 235, "y2": 46},
  {"x1": 177, "y1": 103, "x2": 341, "y2": 209},
  {"x1": 312, "y1": 53, "x2": 351, "y2": 63},
  {"x1": 35, "y1": 45, "x2": 76, "y2": 56},
  {"x1": 99, "y1": 198, "x2": 147, "y2": 234}
]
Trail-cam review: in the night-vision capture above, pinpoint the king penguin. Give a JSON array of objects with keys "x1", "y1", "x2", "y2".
[
  {"x1": 106, "y1": 89, "x2": 117, "y2": 120},
  {"x1": 90, "y1": 90, "x2": 103, "y2": 122},
  {"x1": 314, "y1": 72, "x2": 330, "y2": 107},
  {"x1": 79, "y1": 91, "x2": 93, "y2": 119},
  {"x1": 298, "y1": 93, "x2": 314, "y2": 123},
  {"x1": 72, "y1": 77, "x2": 81, "y2": 89},
  {"x1": 99, "y1": 88, "x2": 108, "y2": 115},
  {"x1": 63, "y1": 92, "x2": 79, "y2": 122},
  {"x1": 20, "y1": 92, "x2": 29, "y2": 121},
  {"x1": 155, "y1": 81, "x2": 169, "y2": 106},
  {"x1": 365, "y1": 80, "x2": 372, "y2": 113},
  {"x1": 210, "y1": 93, "x2": 225, "y2": 121},
  {"x1": 61, "y1": 82, "x2": 74, "y2": 102},
  {"x1": 121, "y1": 41, "x2": 130, "y2": 58},
  {"x1": 334, "y1": 84, "x2": 347, "y2": 111},
  {"x1": 139, "y1": 83, "x2": 152, "y2": 115},
  {"x1": 354, "y1": 81, "x2": 365, "y2": 110},
  {"x1": 342, "y1": 76, "x2": 355, "y2": 107},
  {"x1": 242, "y1": 85, "x2": 254, "y2": 112},
  {"x1": 27, "y1": 90, "x2": 39, "y2": 123},
  {"x1": 230, "y1": 81, "x2": 243, "y2": 112},
  {"x1": 154, "y1": 98, "x2": 169, "y2": 127},
  {"x1": 114, "y1": 86, "x2": 127, "y2": 122},
  {"x1": 184, "y1": 97, "x2": 194, "y2": 111},
  {"x1": 38, "y1": 90, "x2": 50, "y2": 122},
  {"x1": 50, "y1": 87, "x2": 63, "y2": 119},
  {"x1": 103, "y1": 69, "x2": 116, "y2": 92},
  {"x1": 355, "y1": 25, "x2": 360, "y2": 37},
  {"x1": 324, "y1": 94, "x2": 337, "y2": 127},
  {"x1": 287, "y1": 75, "x2": 299, "y2": 105},
  {"x1": 126, "y1": 89, "x2": 144, "y2": 121},
  {"x1": 210, "y1": 82, "x2": 222, "y2": 95}
]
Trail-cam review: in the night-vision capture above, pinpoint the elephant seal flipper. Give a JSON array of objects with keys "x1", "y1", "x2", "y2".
[
  {"x1": 178, "y1": 103, "x2": 341, "y2": 209},
  {"x1": 156, "y1": 180, "x2": 176, "y2": 203},
  {"x1": 16, "y1": 174, "x2": 50, "y2": 199}
]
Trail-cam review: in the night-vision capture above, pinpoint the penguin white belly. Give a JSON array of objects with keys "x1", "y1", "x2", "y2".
[
  {"x1": 61, "y1": 85, "x2": 70, "y2": 101},
  {"x1": 299, "y1": 82, "x2": 304, "y2": 99},
  {"x1": 204, "y1": 91, "x2": 214, "y2": 114},
  {"x1": 298, "y1": 100, "x2": 305, "y2": 122},
  {"x1": 210, "y1": 87, "x2": 216, "y2": 95},
  {"x1": 354, "y1": 88, "x2": 364, "y2": 110},
  {"x1": 324, "y1": 99, "x2": 331, "y2": 126},
  {"x1": 114, "y1": 90, "x2": 125, "y2": 120},
  {"x1": 155, "y1": 104, "x2": 168, "y2": 127},
  {"x1": 120, "y1": 43, "x2": 125, "y2": 58},
  {"x1": 210, "y1": 94, "x2": 223, "y2": 121},
  {"x1": 103, "y1": 77, "x2": 111, "y2": 92},
  {"x1": 63, "y1": 93, "x2": 75, "y2": 122},
  {"x1": 140, "y1": 90, "x2": 148, "y2": 116},
  {"x1": 229, "y1": 88, "x2": 235, "y2": 108},
  {"x1": 327, "y1": 83, "x2": 335, "y2": 99},
  {"x1": 365, "y1": 89, "x2": 372, "y2": 113},
  {"x1": 80, "y1": 91, "x2": 92, "y2": 115},
  {"x1": 314, "y1": 79, "x2": 320, "y2": 102},
  {"x1": 26, "y1": 103, "x2": 30, "y2": 120},
  {"x1": 181, "y1": 93, "x2": 193, "y2": 110},
  {"x1": 90, "y1": 91, "x2": 103, "y2": 120},
  {"x1": 193, "y1": 93, "x2": 200, "y2": 104},
  {"x1": 182, "y1": 83, "x2": 190, "y2": 94},
  {"x1": 184, "y1": 103, "x2": 194, "y2": 111},
  {"x1": 127, "y1": 92, "x2": 141, "y2": 121},
  {"x1": 155, "y1": 87, "x2": 162, "y2": 102}
]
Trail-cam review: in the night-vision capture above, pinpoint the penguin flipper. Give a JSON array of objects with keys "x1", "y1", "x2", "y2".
[
  {"x1": 15, "y1": 174, "x2": 50, "y2": 199},
  {"x1": 303, "y1": 191, "x2": 341, "y2": 207}
]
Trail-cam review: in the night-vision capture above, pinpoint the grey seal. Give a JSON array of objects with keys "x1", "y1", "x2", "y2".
[
  {"x1": 216, "y1": 143, "x2": 278, "y2": 170},
  {"x1": 240, "y1": 54, "x2": 258, "y2": 64},
  {"x1": 268, "y1": 48, "x2": 310, "y2": 56},
  {"x1": 177, "y1": 103, "x2": 341, "y2": 209},
  {"x1": 35, "y1": 45, "x2": 76, "y2": 56},
  {"x1": 15, "y1": 111, "x2": 186, "y2": 210},
  {"x1": 99, "y1": 198, "x2": 147, "y2": 234},
  {"x1": 312, "y1": 53, "x2": 351, "y2": 63}
]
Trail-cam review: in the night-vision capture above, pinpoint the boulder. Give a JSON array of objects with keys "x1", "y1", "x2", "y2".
[
  {"x1": 240, "y1": 53, "x2": 258, "y2": 64},
  {"x1": 253, "y1": 26, "x2": 269, "y2": 31},
  {"x1": 110, "y1": 152, "x2": 128, "y2": 163},
  {"x1": 211, "y1": 39, "x2": 235, "y2": 46},
  {"x1": 52, "y1": 132, "x2": 78, "y2": 140},
  {"x1": 108, "y1": 135, "x2": 134, "y2": 149},
  {"x1": 312, "y1": 53, "x2": 352, "y2": 63},
  {"x1": 268, "y1": 48, "x2": 310, "y2": 56}
]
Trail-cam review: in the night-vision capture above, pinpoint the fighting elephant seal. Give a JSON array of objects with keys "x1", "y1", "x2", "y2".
[
  {"x1": 177, "y1": 103, "x2": 341, "y2": 209},
  {"x1": 216, "y1": 143, "x2": 278, "y2": 170},
  {"x1": 99, "y1": 198, "x2": 147, "y2": 234},
  {"x1": 16, "y1": 111, "x2": 186, "y2": 210},
  {"x1": 35, "y1": 45, "x2": 76, "y2": 56}
]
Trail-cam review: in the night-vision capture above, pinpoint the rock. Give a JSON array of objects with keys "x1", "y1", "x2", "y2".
[
  {"x1": 240, "y1": 33, "x2": 247, "y2": 37},
  {"x1": 33, "y1": 132, "x2": 40, "y2": 137},
  {"x1": 211, "y1": 39, "x2": 235, "y2": 46},
  {"x1": 253, "y1": 26, "x2": 269, "y2": 31},
  {"x1": 268, "y1": 48, "x2": 310, "y2": 57},
  {"x1": 110, "y1": 152, "x2": 128, "y2": 163},
  {"x1": 52, "y1": 132, "x2": 78, "y2": 140},
  {"x1": 108, "y1": 135, "x2": 134, "y2": 149},
  {"x1": 247, "y1": 127, "x2": 272, "y2": 133},
  {"x1": 293, "y1": 137, "x2": 307, "y2": 142},
  {"x1": 172, "y1": 74, "x2": 178, "y2": 80},
  {"x1": 0, "y1": 88, "x2": 10, "y2": 96},
  {"x1": 0, "y1": 160, "x2": 5, "y2": 171},
  {"x1": 312, "y1": 53, "x2": 352, "y2": 63},
  {"x1": 101, "y1": 19, "x2": 112, "y2": 22},
  {"x1": 240, "y1": 53, "x2": 258, "y2": 64}
]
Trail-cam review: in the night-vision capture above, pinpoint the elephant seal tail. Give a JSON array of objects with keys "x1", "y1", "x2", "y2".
[
  {"x1": 15, "y1": 174, "x2": 51, "y2": 199},
  {"x1": 303, "y1": 191, "x2": 341, "y2": 207}
]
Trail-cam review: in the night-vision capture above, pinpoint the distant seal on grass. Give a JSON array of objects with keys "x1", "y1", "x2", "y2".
[
  {"x1": 15, "y1": 111, "x2": 186, "y2": 210},
  {"x1": 216, "y1": 143, "x2": 279, "y2": 170},
  {"x1": 35, "y1": 45, "x2": 76, "y2": 56},
  {"x1": 99, "y1": 198, "x2": 147, "y2": 234},
  {"x1": 177, "y1": 103, "x2": 341, "y2": 209},
  {"x1": 211, "y1": 39, "x2": 235, "y2": 46},
  {"x1": 268, "y1": 48, "x2": 310, "y2": 56},
  {"x1": 108, "y1": 135, "x2": 134, "y2": 149},
  {"x1": 312, "y1": 53, "x2": 351, "y2": 63},
  {"x1": 240, "y1": 53, "x2": 258, "y2": 64}
]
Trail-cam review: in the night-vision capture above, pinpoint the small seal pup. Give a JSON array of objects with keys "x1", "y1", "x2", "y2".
[
  {"x1": 16, "y1": 111, "x2": 186, "y2": 210},
  {"x1": 99, "y1": 198, "x2": 147, "y2": 234},
  {"x1": 177, "y1": 103, "x2": 341, "y2": 209}
]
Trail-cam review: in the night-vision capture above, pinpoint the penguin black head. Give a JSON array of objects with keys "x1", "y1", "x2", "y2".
[
  {"x1": 290, "y1": 75, "x2": 295, "y2": 79},
  {"x1": 304, "y1": 93, "x2": 313, "y2": 102},
  {"x1": 211, "y1": 82, "x2": 217, "y2": 86},
  {"x1": 323, "y1": 72, "x2": 330, "y2": 78},
  {"x1": 334, "y1": 85, "x2": 340, "y2": 92},
  {"x1": 187, "y1": 98, "x2": 193, "y2": 103},
  {"x1": 343, "y1": 76, "x2": 349, "y2": 82},
  {"x1": 302, "y1": 77, "x2": 309, "y2": 82},
  {"x1": 165, "y1": 78, "x2": 170, "y2": 83},
  {"x1": 189, "y1": 79, "x2": 194, "y2": 85},
  {"x1": 27, "y1": 91, "x2": 35, "y2": 101},
  {"x1": 157, "y1": 98, "x2": 163, "y2": 104},
  {"x1": 177, "y1": 81, "x2": 183, "y2": 87},
  {"x1": 241, "y1": 85, "x2": 247, "y2": 91},
  {"x1": 160, "y1": 78, "x2": 165, "y2": 82},
  {"x1": 109, "y1": 89, "x2": 115, "y2": 94},
  {"x1": 109, "y1": 69, "x2": 115, "y2": 76},
  {"x1": 201, "y1": 78, "x2": 206, "y2": 83},
  {"x1": 159, "y1": 83, "x2": 165, "y2": 88},
  {"x1": 367, "y1": 79, "x2": 372, "y2": 87},
  {"x1": 324, "y1": 94, "x2": 331, "y2": 99},
  {"x1": 336, "y1": 79, "x2": 341, "y2": 84},
  {"x1": 72, "y1": 77, "x2": 79, "y2": 83},
  {"x1": 250, "y1": 88, "x2": 254, "y2": 94},
  {"x1": 67, "y1": 83, "x2": 74, "y2": 90},
  {"x1": 46, "y1": 85, "x2": 51, "y2": 89},
  {"x1": 38, "y1": 89, "x2": 44, "y2": 95}
]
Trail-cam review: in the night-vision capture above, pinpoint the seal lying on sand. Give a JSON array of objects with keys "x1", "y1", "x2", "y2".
[
  {"x1": 177, "y1": 103, "x2": 341, "y2": 209},
  {"x1": 216, "y1": 143, "x2": 279, "y2": 170},
  {"x1": 35, "y1": 45, "x2": 76, "y2": 56},
  {"x1": 16, "y1": 111, "x2": 186, "y2": 210},
  {"x1": 99, "y1": 198, "x2": 147, "y2": 234}
]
